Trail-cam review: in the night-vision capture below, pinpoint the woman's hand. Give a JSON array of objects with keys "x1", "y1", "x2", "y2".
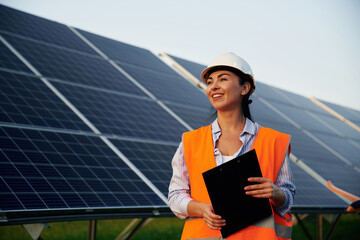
[
  {"x1": 244, "y1": 177, "x2": 285, "y2": 208},
  {"x1": 187, "y1": 200, "x2": 225, "y2": 230},
  {"x1": 200, "y1": 203, "x2": 226, "y2": 230}
]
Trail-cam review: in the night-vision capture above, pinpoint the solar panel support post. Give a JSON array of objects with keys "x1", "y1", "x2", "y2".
[
  {"x1": 316, "y1": 214, "x2": 323, "y2": 240},
  {"x1": 88, "y1": 220, "x2": 97, "y2": 240}
]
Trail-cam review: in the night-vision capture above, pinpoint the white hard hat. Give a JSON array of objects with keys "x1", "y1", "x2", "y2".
[{"x1": 201, "y1": 52, "x2": 255, "y2": 94}]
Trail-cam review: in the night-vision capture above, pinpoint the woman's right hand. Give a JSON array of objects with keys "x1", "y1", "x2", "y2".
[{"x1": 200, "y1": 203, "x2": 226, "y2": 230}]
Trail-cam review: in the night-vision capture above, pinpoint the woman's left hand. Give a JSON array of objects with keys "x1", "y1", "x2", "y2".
[{"x1": 244, "y1": 177, "x2": 285, "y2": 208}]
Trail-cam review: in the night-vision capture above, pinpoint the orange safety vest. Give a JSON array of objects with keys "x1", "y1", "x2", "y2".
[{"x1": 181, "y1": 125, "x2": 293, "y2": 240}]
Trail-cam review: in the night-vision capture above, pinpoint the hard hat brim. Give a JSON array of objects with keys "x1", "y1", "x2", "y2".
[{"x1": 201, "y1": 65, "x2": 256, "y2": 94}]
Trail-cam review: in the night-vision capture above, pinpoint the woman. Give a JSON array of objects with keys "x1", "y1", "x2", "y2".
[{"x1": 168, "y1": 52, "x2": 295, "y2": 240}]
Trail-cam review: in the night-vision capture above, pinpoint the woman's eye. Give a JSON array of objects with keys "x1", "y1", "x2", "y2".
[
  {"x1": 206, "y1": 80, "x2": 212, "y2": 85},
  {"x1": 220, "y1": 78, "x2": 227, "y2": 81}
]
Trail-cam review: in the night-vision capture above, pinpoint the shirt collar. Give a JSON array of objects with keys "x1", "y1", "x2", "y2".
[{"x1": 211, "y1": 117, "x2": 256, "y2": 137}]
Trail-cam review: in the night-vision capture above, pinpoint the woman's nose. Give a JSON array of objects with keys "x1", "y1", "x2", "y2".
[{"x1": 211, "y1": 80, "x2": 219, "y2": 90}]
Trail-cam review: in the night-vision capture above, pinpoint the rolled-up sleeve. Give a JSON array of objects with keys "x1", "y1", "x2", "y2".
[
  {"x1": 274, "y1": 151, "x2": 296, "y2": 216},
  {"x1": 168, "y1": 142, "x2": 193, "y2": 219}
]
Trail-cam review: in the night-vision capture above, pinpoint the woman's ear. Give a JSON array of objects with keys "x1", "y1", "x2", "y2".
[{"x1": 241, "y1": 82, "x2": 251, "y2": 96}]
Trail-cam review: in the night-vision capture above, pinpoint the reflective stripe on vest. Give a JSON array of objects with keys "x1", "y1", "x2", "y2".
[
  {"x1": 181, "y1": 125, "x2": 292, "y2": 240},
  {"x1": 186, "y1": 215, "x2": 291, "y2": 239}
]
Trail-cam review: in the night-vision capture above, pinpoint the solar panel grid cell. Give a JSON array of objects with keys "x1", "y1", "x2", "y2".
[
  {"x1": 120, "y1": 64, "x2": 210, "y2": 108},
  {"x1": 2, "y1": 34, "x2": 148, "y2": 97},
  {"x1": 168, "y1": 54, "x2": 206, "y2": 80},
  {"x1": 78, "y1": 29, "x2": 175, "y2": 74},
  {"x1": 250, "y1": 98, "x2": 293, "y2": 127},
  {"x1": 0, "y1": 70, "x2": 91, "y2": 131},
  {"x1": 0, "y1": 5, "x2": 95, "y2": 54},
  {"x1": 0, "y1": 41, "x2": 32, "y2": 73},
  {"x1": 111, "y1": 139, "x2": 177, "y2": 196},
  {"x1": 51, "y1": 81, "x2": 187, "y2": 141},
  {"x1": 272, "y1": 87, "x2": 333, "y2": 115},
  {"x1": 270, "y1": 101, "x2": 342, "y2": 136},
  {"x1": 164, "y1": 103, "x2": 212, "y2": 129},
  {"x1": 290, "y1": 162, "x2": 346, "y2": 207},
  {"x1": 310, "y1": 131, "x2": 360, "y2": 167},
  {"x1": 0, "y1": 126, "x2": 166, "y2": 212},
  {"x1": 319, "y1": 100, "x2": 360, "y2": 126}
]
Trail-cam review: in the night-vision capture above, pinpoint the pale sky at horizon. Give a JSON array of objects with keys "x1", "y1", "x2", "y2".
[{"x1": 1, "y1": 0, "x2": 359, "y2": 111}]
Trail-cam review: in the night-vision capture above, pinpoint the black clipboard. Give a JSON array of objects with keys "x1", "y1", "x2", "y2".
[{"x1": 202, "y1": 149, "x2": 272, "y2": 238}]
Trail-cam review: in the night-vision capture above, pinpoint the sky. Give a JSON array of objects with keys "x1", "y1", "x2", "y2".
[{"x1": 1, "y1": 0, "x2": 360, "y2": 111}]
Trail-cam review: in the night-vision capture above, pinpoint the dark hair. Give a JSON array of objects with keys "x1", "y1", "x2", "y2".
[{"x1": 206, "y1": 66, "x2": 254, "y2": 122}]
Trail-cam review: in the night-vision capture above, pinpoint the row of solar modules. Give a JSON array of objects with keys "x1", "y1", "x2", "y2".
[
  {"x1": 0, "y1": 4, "x2": 209, "y2": 224},
  {"x1": 0, "y1": 4, "x2": 358, "y2": 225}
]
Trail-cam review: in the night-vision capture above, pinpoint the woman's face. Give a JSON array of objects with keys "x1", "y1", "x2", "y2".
[{"x1": 205, "y1": 70, "x2": 245, "y2": 112}]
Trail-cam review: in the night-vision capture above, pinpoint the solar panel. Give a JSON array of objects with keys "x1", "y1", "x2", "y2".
[
  {"x1": 251, "y1": 85, "x2": 360, "y2": 196},
  {"x1": 110, "y1": 139, "x2": 178, "y2": 197},
  {"x1": 0, "y1": 126, "x2": 165, "y2": 211},
  {"x1": 0, "y1": 71, "x2": 91, "y2": 131},
  {"x1": 254, "y1": 99, "x2": 360, "y2": 197},
  {"x1": 318, "y1": 99, "x2": 360, "y2": 127},
  {"x1": 2, "y1": 34, "x2": 146, "y2": 96},
  {"x1": 50, "y1": 81, "x2": 188, "y2": 141},
  {"x1": 120, "y1": 64, "x2": 210, "y2": 108},
  {"x1": 0, "y1": 40, "x2": 32, "y2": 73},
  {"x1": 167, "y1": 54, "x2": 206, "y2": 80},
  {"x1": 290, "y1": 162, "x2": 347, "y2": 210},
  {"x1": 77, "y1": 29, "x2": 176, "y2": 75},
  {"x1": 0, "y1": 5, "x2": 96, "y2": 54},
  {"x1": 0, "y1": 4, "x2": 186, "y2": 224},
  {"x1": 258, "y1": 83, "x2": 330, "y2": 115},
  {"x1": 164, "y1": 103, "x2": 213, "y2": 130}
]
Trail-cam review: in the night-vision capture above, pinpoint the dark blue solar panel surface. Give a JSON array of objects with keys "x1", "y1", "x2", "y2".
[
  {"x1": 319, "y1": 99, "x2": 360, "y2": 126},
  {"x1": 3, "y1": 34, "x2": 146, "y2": 97},
  {"x1": 254, "y1": 82, "x2": 330, "y2": 115},
  {"x1": 51, "y1": 81, "x2": 187, "y2": 142},
  {"x1": 269, "y1": 122, "x2": 360, "y2": 196},
  {"x1": 78, "y1": 29, "x2": 175, "y2": 74},
  {"x1": 250, "y1": 83, "x2": 360, "y2": 196},
  {"x1": 310, "y1": 132, "x2": 360, "y2": 167},
  {"x1": 0, "y1": 126, "x2": 165, "y2": 211},
  {"x1": 111, "y1": 140, "x2": 177, "y2": 197},
  {"x1": 0, "y1": 70, "x2": 90, "y2": 131},
  {"x1": 290, "y1": 162, "x2": 347, "y2": 208},
  {"x1": 167, "y1": 54, "x2": 206, "y2": 80},
  {"x1": 0, "y1": 5, "x2": 95, "y2": 54},
  {"x1": 308, "y1": 109, "x2": 360, "y2": 141},
  {"x1": 255, "y1": 83, "x2": 360, "y2": 141},
  {"x1": 250, "y1": 98, "x2": 292, "y2": 127},
  {"x1": 165, "y1": 103, "x2": 213, "y2": 130},
  {"x1": 270, "y1": 101, "x2": 341, "y2": 135},
  {"x1": 0, "y1": 41, "x2": 32, "y2": 73},
  {"x1": 120, "y1": 64, "x2": 210, "y2": 109}
]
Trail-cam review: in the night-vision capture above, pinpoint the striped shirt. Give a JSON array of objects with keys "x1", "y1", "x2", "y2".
[{"x1": 168, "y1": 118, "x2": 295, "y2": 219}]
